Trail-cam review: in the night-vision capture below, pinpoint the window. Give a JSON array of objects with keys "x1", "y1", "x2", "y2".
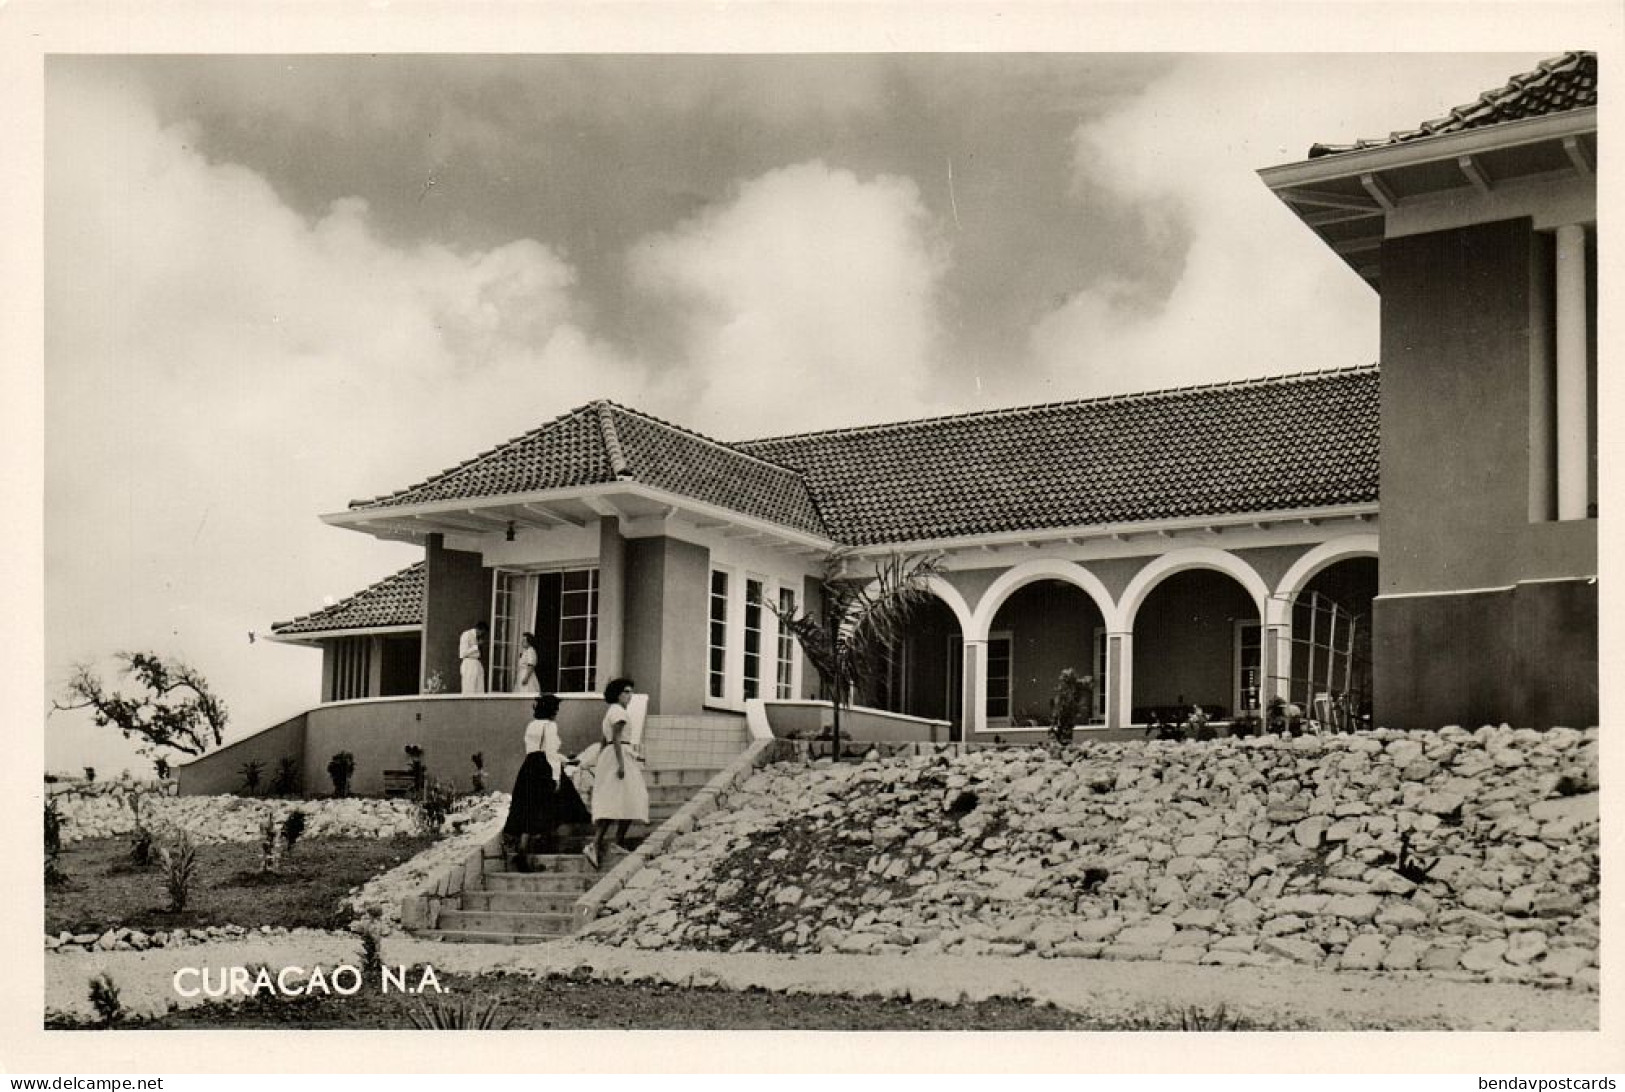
[
  {"x1": 708, "y1": 570, "x2": 730, "y2": 701},
  {"x1": 556, "y1": 568, "x2": 599, "y2": 693},
  {"x1": 743, "y1": 579, "x2": 764, "y2": 700},
  {"x1": 1093, "y1": 628, "x2": 1108, "y2": 721},
  {"x1": 1235, "y1": 620, "x2": 1262, "y2": 719},
  {"x1": 490, "y1": 567, "x2": 597, "y2": 693},
  {"x1": 985, "y1": 632, "x2": 1012, "y2": 722},
  {"x1": 775, "y1": 587, "x2": 797, "y2": 699}
]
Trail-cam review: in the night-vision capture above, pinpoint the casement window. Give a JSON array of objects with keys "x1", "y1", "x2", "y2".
[
  {"x1": 1235, "y1": 620, "x2": 1263, "y2": 719},
  {"x1": 708, "y1": 569, "x2": 730, "y2": 701},
  {"x1": 985, "y1": 632, "x2": 1013, "y2": 722},
  {"x1": 491, "y1": 566, "x2": 600, "y2": 693},
  {"x1": 743, "y1": 578, "x2": 765, "y2": 700},
  {"x1": 775, "y1": 588, "x2": 797, "y2": 699}
]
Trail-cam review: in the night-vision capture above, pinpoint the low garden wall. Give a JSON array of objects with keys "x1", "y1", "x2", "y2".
[{"x1": 761, "y1": 700, "x2": 953, "y2": 743}]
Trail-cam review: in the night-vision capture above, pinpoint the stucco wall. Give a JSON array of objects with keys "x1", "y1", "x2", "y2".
[
  {"x1": 174, "y1": 713, "x2": 308, "y2": 796},
  {"x1": 1379, "y1": 219, "x2": 1595, "y2": 595},
  {"x1": 422, "y1": 536, "x2": 492, "y2": 693},
  {"x1": 624, "y1": 535, "x2": 709, "y2": 715},
  {"x1": 301, "y1": 694, "x2": 606, "y2": 798}
]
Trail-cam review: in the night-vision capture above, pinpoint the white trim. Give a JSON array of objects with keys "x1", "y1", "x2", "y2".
[
  {"x1": 1270, "y1": 534, "x2": 1381, "y2": 626},
  {"x1": 845, "y1": 502, "x2": 1379, "y2": 560},
  {"x1": 967, "y1": 558, "x2": 1116, "y2": 641},
  {"x1": 264, "y1": 624, "x2": 418, "y2": 645},
  {"x1": 1259, "y1": 109, "x2": 1597, "y2": 190},
  {"x1": 1116, "y1": 547, "x2": 1271, "y2": 631},
  {"x1": 1376, "y1": 575, "x2": 1597, "y2": 600},
  {"x1": 318, "y1": 691, "x2": 600, "y2": 710}
]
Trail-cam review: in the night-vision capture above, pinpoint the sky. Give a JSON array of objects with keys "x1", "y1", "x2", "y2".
[{"x1": 42, "y1": 50, "x2": 1555, "y2": 776}]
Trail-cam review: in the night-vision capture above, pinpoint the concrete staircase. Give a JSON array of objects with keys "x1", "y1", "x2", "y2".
[{"x1": 420, "y1": 766, "x2": 722, "y2": 944}]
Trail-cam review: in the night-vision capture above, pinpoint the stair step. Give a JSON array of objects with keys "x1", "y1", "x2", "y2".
[
  {"x1": 512, "y1": 853, "x2": 597, "y2": 874},
  {"x1": 644, "y1": 767, "x2": 723, "y2": 787},
  {"x1": 460, "y1": 890, "x2": 581, "y2": 914},
  {"x1": 647, "y1": 783, "x2": 703, "y2": 804},
  {"x1": 436, "y1": 909, "x2": 578, "y2": 934},
  {"x1": 484, "y1": 871, "x2": 599, "y2": 894},
  {"x1": 421, "y1": 930, "x2": 561, "y2": 945}
]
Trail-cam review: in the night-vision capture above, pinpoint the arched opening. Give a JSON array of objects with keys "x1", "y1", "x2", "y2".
[
  {"x1": 855, "y1": 594, "x2": 966, "y2": 736},
  {"x1": 986, "y1": 579, "x2": 1108, "y2": 730},
  {"x1": 1287, "y1": 556, "x2": 1378, "y2": 726},
  {"x1": 1131, "y1": 569, "x2": 1261, "y2": 724}
]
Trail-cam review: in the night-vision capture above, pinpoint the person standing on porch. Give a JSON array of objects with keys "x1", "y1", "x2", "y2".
[
  {"x1": 514, "y1": 632, "x2": 541, "y2": 694},
  {"x1": 585, "y1": 677, "x2": 648, "y2": 869},
  {"x1": 459, "y1": 621, "x2": 488, "y2": 694}
]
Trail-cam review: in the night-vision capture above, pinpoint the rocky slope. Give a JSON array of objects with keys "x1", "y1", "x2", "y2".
[{"x1": 586, "y1": 725, "x2": 1599, "y2": 989}]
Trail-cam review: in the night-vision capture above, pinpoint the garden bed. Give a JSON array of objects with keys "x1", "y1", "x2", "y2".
[{"x1": 46, "y1": 835, "x2": 437, "y2": 935}]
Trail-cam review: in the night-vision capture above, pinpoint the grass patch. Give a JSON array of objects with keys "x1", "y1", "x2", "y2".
[
  {"x1": 42, "y1": 970, "x2": 1296, "y2": 1031},
  {"x1": 45, "y1": 834, "x2": 437, "y2": 935}
]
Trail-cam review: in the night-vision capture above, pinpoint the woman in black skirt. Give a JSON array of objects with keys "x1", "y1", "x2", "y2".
[{"x1": 503, "y1": 694, "x2": 590, "y2": 866}]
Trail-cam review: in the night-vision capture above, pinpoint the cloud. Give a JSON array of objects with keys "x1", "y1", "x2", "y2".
[
  {"x1": 44, "y1": 65, "x2": 642, "y2": 766},
  {"x1": 1030, "y1": 54, "x2": 1545, "y2": 397},
  {"x1": 628, "y1": 161, "x2": 951, "y2": 438}
]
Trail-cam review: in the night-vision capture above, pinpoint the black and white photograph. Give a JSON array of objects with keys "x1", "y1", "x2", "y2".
[{"x1": 6, "y1": 0, "x2": 1618, "y2": 1077}]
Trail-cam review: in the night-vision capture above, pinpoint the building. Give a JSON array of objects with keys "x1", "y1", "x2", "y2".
[
  {"x1": 1260, "y1": 49, "x2": 1598, "y2": 730},
  {"x1": 230, "y1": 52, "x2": 1594, "y2": 794}
]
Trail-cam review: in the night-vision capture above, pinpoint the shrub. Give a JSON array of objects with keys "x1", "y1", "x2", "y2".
[
  {"x1": 409, "y1": 996, "x2": 513, "y2": 1030},
  {"x1": 239, "y1": 760, "x2": 264, "y2": 796},
  {"x1": 83, "y1": 766, "x2": 96, "y2": 783},
  {"x1": 158, "y1": 833, "x2": 199, "y2": 912},
  {"x1": 281, "y1": 809, "x2": 307, "y2": 857},
  {"x1": 1049, "y1": 668, "x2": 1092, "y2": 746},
  {"x1": 270, "y1": 757, "x2": 300, "y2": 797},
  {"x1": 152, "y1": 757, "x2": 170, "y2": 780},
  {"x1": 327, "y1": 752, "x2": 355, "y2": 798},
  {"x1": 418, "y1": 778, "x2": 457, "y2": 835},
  {"x1": 470, "y1": 752, "x2": 487, "y2": 794},
  {"x1": 356, "y1": 907, "x2": 387, "y2": 983},
  {"x1": 88, "y1": 973, "x2": 125, "y2": 1025}
]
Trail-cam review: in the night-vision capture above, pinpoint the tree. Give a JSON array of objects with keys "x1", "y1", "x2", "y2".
[
  {"x1": 770, "y1": 551, "x2": 943, "y2": 756},
  {"x1": 53, "y1": 652, "x2": 228, "y2": 759}
]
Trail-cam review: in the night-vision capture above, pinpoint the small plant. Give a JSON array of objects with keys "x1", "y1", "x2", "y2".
[
  {"x1": 281, "y1": 809, "x2": 307, "y2": 858},
  {"x1": 124, "y1": 789, "x2": 157, "y2": 867},
  {"x1": 1049, "y1": 668, "x2": 1092, "y2": 746},
  {"x1": 404, "y1": 745, "x2": 426, "y2": 798},
  {"x1": 258, "y1": 809, "x2": 281, "y2": 873},
  {"x1": 409, "y1": 996, "x2": 513, "y2": 1030},
  {"x1": 88, "y1": 972, "x2": 125, "y2": 1025},
  {"x1": 422, "y1": 670, "x2": 447, "y2": 695},
  {"x1": 239, "y1": 759, "x2": 264, "y2": 796},
  {"x1": 44, "y1": 798, "x2": 67, "y2": 887},
  {"x1": 327, "y1": 751, "x2": 355, "y2": 798},
  {"x1": 157, "y1": 832, "x2": 199, "y2": 912},
  {"x1": 355, "y1": 906, "x2": 387, "y2": 983},
  {"x1": 270, "y1": 756, "x2": 299, "y2": 797},
  {"x1": 417, "y1": 778, "x2": 457, "y2": 835},
  {"x1": 1266, "y1": 696, "x2": 1305, "y2": 737},
  {"x1": 1174, "y1": 1003, "x2": 1248, "y2": 1031},
  {"x1": 83, "y1": 766, "x2": 96, "y2": 783},
  {"x1": 1184, "y1": 705, "x2": 1213, "y2": 741},
  {"x1": 152, "y1": 756, "x2": 170, "y2": 780},
  {"x1": 470, "y1": 752, "x2": 487, "y2": 794}
]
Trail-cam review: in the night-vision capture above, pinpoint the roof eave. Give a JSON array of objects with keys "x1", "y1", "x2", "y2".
[{"x1": 265, "y1": 623, "x2": 421, "y2": 646}]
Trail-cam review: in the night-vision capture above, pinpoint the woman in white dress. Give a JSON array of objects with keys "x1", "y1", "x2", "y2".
[
  {"x1": 585, "y1": 677, "x2": 649, "y2": 869},
  {"x1": 514, "y1": 632, "x2": 541, "y2": 694}
]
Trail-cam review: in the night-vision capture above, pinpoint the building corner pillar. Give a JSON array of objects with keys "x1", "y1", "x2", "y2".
[{"x1": 597, "y1": 517, "x2": 627, "y2": 685}]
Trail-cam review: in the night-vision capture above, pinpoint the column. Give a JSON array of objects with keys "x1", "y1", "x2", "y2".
[
  {"x1": 1109, "y1": 632, "x2": 1134, "y2": 730},
  {"x1": 1556, "y1": 223, "x2": 1589, "y2": 520},
  {"x1": 961, "y1": 639, "x2": 987, "y2": 739},
  {"x1": 596, "y1": 517, "x2": 627, "y2": 682}
]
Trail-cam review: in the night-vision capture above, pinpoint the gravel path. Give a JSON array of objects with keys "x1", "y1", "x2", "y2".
[{"x1": 46, "y1": 932, "x2": 1596, "y2": 1030}]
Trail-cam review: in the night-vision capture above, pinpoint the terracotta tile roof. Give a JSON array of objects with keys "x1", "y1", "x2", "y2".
[
  {"x1": 271, "y1": 562, "x2": 425, "y2": 636},
  {"x1": 347, "y1": 402, "x2": 826, "y2": 536},
  {"x1": 1309, "y1": 51, "x2": 1596, "y2": 159},
  {"x1": 737, "y1": 366, "x2": 1380, "y2": 546}
]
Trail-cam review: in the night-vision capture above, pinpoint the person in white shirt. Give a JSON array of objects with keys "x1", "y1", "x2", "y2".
[{"x1": 459, "y1": 621, "x2": 488, "y2": 693}]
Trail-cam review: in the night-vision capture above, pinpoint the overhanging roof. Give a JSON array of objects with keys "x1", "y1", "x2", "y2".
[{"x1": 1259, "y1": 52, "x2": 1597, "y2": 289}]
